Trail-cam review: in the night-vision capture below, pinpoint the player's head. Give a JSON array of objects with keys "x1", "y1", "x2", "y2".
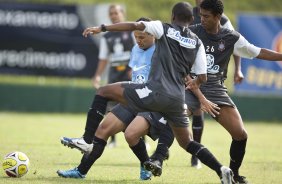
[
  {"x1": 171, "y1": 2, "x2": 193, "y2": 25},
  {"x1": 108, "y1": 4, "x2": 125, "y2": 24},
  {"x1": 199, "y1": 0, "x2": 223, "y2": 30},
  {"x1": 134, "y1": 17, "x2": 155, "y2": 50}
]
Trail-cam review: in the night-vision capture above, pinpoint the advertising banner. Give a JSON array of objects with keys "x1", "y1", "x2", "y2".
[
  {"x1": 0, "y1": 2, "x2": 110, "y2": 77},
  {"x1": 235, "y1": 14, "x2": 282, "y2": 95}
]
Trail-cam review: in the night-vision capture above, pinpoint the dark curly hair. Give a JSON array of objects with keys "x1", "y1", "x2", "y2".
[{"x1": 200, "y1": 0, "x2": 224, "y2": 16}]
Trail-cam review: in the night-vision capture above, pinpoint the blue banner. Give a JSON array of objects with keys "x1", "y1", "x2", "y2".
[
  {"x1": 0, "y1": 2, "x2": 109, "y2": 78},
  {"x1": 235, "y1": 14, "x2": 282, "y2": 95}
]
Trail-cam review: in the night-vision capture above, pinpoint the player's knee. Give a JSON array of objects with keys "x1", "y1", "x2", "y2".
[
  {"x1": 95, "y1": 124, "x2": 111, "y2": 140},
  {"x1": 176, "y1": 137, "x2": 192, "y2": 149},
  {"x1": 124, "y1": 130, "x2": 137, "y2": 145},
  {"x1": 233, "y1": 128, "x2": 248, "y2": 140},
  {"x1": 241, "y1": 129, "x2": 248, "y2": 139},
  {"x1": 96, "y1": 86, "x2": 106, "y2": 96}
]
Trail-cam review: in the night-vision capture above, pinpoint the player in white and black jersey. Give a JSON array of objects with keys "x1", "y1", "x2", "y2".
[
  {"x1": 189, "y1": 0, "x2": 244, "y2": 169},
  {"x1": 185, "y1": 0, "x2": 282, "y2": 183},
  {"x1": 60, "y1": 2, "x2": 234, "y2": 184}
]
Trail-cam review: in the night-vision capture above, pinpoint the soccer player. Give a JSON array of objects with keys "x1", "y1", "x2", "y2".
[
  {"x1": 58, "y1": 17, "x2": 157, "y2": 180},
  {"x1": 92, "y1": 4, "x2": 135, "y2": 147},
  {"x1": 60, "y1": 2, "x2": 234, "y2": 183},
  {"x1": 148, "y1": 0, "x2": 282, "y2": 183},
  {"x1": 189, "y1": 0, "x2": 244, "y2": 169}
]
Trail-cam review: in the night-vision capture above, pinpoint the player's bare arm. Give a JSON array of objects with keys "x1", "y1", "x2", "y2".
[
  {"x1": 233, "y1": 55, "x2": 244, "y2": 84},
  {"x1": 83, "y1": 22, "x2": 145, "y2": 37},
  {"x1": 185, "y1": 74, "x2": 207, "y2": 91},
  {"x1": 256, "y1": 48, "x2": 282, "y2": 61}
]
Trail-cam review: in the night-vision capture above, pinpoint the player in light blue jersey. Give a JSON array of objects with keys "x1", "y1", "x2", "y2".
[{"x1": 129, "y1": 44, "x2": 155, "y2": 84}]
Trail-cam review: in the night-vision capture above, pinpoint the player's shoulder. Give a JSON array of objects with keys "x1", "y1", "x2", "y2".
[
  {"x1": 221, "y1": 27, "x2": 240, "y2": 36},
  {"x1": 220, "y1": 14, "x2": 230, "y2": 25},
  {"x1": 220, "y1": 27, "x2": 240, "y2": 42},
  {"x1": 189, "y1": 24, "x2": 205, "y2": 38}
]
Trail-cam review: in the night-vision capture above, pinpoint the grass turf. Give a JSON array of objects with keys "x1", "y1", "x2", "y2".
[{"x1": 0, "y1": 112, "x2": 281, "y2": 183}]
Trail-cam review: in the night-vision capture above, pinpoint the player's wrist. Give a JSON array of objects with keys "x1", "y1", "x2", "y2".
[{"x1": 100, "y1": 24, "x2": 107, "y2": 32}]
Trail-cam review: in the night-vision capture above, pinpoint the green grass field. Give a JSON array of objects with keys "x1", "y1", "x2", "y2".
[{"x1": 0, "y1": 112, "x2": 281, "y2": 184}]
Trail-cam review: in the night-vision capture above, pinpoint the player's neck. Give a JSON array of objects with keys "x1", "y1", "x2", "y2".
[{"x1": 206, "y1": 24, "x2": 220, "y2": 35}]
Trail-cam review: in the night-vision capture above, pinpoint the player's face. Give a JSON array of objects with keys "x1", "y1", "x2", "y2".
[
  {"x1": 109, "y1": 6, "x2": 125, "y2": 24},
  {"x1": 200, "y1": 8, "x2": 221, "y2": 31},
  {"x1": 133, "y1": 31, "x2": 155, "y2": 50}
]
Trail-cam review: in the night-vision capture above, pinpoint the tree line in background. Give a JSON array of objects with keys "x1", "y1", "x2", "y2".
[{"x1": 12, "y1": 0, "x2": 282, "y2": 25}]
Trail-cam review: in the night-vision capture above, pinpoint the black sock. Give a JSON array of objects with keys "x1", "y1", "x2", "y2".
[
  {"x1": 152, "y1": 126, "x2": 174, "y2": 161},
  {"x1": 186, "y1": 141, "x2": 222, "y2": 176},
  {"x1": 110, "y1": 135, "x2": 116, "y2": 142},
  {"x1": 130, "y1": 138, "x2": 149, "y2": 166},
  {"x1": 83, "y1": 95, "x2": 108, "y2": 144},
  {"x1": 229, "y1": 139, "x2": 247, "y2": 177},
  {"x1": 77, "y1": 136, "x2": 107, "y2": 175},
  {"x1": 192, "y1": 114, "x2": 204, "y2": 143}
]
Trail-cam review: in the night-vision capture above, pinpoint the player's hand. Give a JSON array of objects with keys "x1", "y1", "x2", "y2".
[
  {"x1": 185, "y1": 77, "x2": 200, "y2": 91},
  {"x1": 92, "y1": 76, "x2": 101, "y2": 89},
  {"x1": 83, "y1": 26, "x2": 101, "y2": 37},
  {"x1": 234, "y1": 70, "x2": 244, "y2": 84},
  {"x1": 199, "y1": 99, "x2": 220, "y2": 118}
]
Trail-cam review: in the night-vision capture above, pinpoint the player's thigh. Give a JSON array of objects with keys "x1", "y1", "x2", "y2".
[
  {"x1": 95, "y1": 112, "x2": 126, "y2": 140},
  {"x1": 217, "y1": 106, "x2": 247, "y2": 140},
  {"x1": 124, "y1": 116, "x2": 150, "y2": 140},
  {"x1": 185, "y1": 90, "x2": 202, "y2": 116},
  {"x1": 96, "y1": 82, "x2": 127, "y2": 104},
  {"x1": 169, "y1": 125, "x2": 192, "y2": 149}
]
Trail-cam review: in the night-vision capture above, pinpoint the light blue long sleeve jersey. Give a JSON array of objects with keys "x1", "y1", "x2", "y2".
[{"x1": 128, "y1": 44, "x2": 155, "y2": 83}]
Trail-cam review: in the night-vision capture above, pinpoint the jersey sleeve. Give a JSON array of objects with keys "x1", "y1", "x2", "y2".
[
  {"x1": 140, "y1": 20, "x2": 164, "y2": 39},
  {"x1": 233, "y1": 34, "x2": 261, "y2": 59},
  {"x1": 191, "y1": 43, "x2": 207, "y2": 75},
  {"x1": 98, "y1": 36, "x2": 109, "y2": 60},
  {"x1": 221, "y1": 20, "x2": 234, "y2": 31}
]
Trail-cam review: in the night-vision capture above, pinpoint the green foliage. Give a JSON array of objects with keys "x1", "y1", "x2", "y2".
[
  {"x1": 14, "y1": 0, "x2": 282, "y2": 23},
  {"x1": 0, "y1": 112, "x2": 282, "y2": 183}
]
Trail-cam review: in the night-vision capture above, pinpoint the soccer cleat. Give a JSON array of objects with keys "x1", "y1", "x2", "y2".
[
  {"x1": 140, "y1": 166, "x2": 152, "y2": 180},
  {"x1": 150, "y1": 149, "x2": 169, "y2": 161},
  {"x1": 57, "y1": 168, "x2": 85, "y2": 179},
  {"x1": 143, "y1": 159, "x2": 162, "y2": 177},
  {"x1": 220, "y1": 166, "x2": 234, "y2": 184},
  {"x1": 191, "y1": 155, "x2": 202, "y2": 169},
  {"x1": 163, "y1": 149, "x2": 170, "y2": 160},
  {"x1": 233, "y1": 175, "x2": 248, "y2": 184},
  {"x1": 60, "y1": 137, "x2": 93, "y2": 154}
]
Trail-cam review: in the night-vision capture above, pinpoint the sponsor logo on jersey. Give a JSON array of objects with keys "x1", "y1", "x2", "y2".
[
  {"x1": 206, "y1": 54, "x2": 220, "y2": 74},
  {"x1": 132, "y1": 65, "x2": 147, "y2": 72},
  {"x1": 135, "y1": 74, "x2": 146, "y2": 83},
  {"x1": 167, "y1": 27, "x2": 196, "y2": 48}
]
